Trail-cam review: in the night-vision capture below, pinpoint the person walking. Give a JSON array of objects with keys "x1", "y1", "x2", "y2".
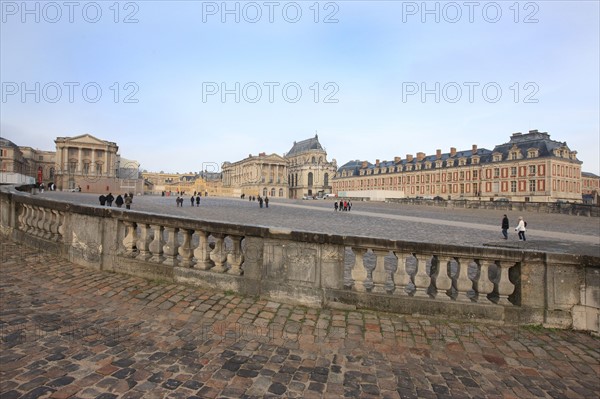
[
  {"x1": 99, "y1": 194, "x2": 106, "y2": 206},
  {"x1": 515, "y1": 216, "x2": 527, "y2": 241},
  {"x1": 106, "y1": 193, "x2": 114, "y2": 207},
  {"x1": 348, "y1": 201, "x2": 352, "y2": 212},
  {"x1": 265, "y1": 196, "x2": 269, "y2": 208},
  {"x1": 196, "y1": 196, "x2": 200, "y2": 206},
  {"x1": 501, "y1": 214, "x2": 509, "y2": 239},
  {"x1": 334, "y1": 201, "x2": 338, "y2": 211},
  {"x1": 190, "y1": 195, "x2": 195, "y2": 206},
  {"x1": 115, "y1": 194, "x2": 124, "y2": 208},
  {"x1": 258, "y1": 196, "x2": 263, "y2": 208},
  {"x1": 124, "y1": 193, "x2": 132, "y2": 210}
]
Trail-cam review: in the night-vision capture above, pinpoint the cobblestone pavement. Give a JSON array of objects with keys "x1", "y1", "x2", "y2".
[
  {"x1": 36, "y1": 193, "x2": 600, "y2": 256},
  {"x1": 1, "y1": 240, "x2": 599, "y2": 399}
]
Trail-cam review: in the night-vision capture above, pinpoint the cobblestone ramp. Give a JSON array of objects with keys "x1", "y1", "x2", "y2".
[{"x1": 1, "y1": 239, "x2": 599, "y2": 399}]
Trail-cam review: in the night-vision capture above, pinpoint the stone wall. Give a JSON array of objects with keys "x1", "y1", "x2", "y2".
[
  {"x1": 386, "y1": 198, "x2": 600, "y2": 217},
  {"x1": 1, "y1": 185, "x2": 598, "y2": 334}
]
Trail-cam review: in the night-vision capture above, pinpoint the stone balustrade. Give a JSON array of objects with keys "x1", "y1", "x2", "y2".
[{"x1": 1, "y1": 185, "x2": 598, "y2": 334}]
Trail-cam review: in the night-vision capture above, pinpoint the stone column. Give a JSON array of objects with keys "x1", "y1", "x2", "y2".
[
  {"x1": 193, "y1": 230, "x2": 213, "y2": 270},
  {"x1": 78, "y1": 147, "x2": 82, "y2": 173},
  {"x1": 136, "y1": 224, "x2": 152, "y2": 260},
  {"x1": 122, "y1": 221, "x2": 138, "y2": 257},
  {"x1": 434, "y1": 256, "x2": 453, "y2": 301},
  {"x1": 372, "y1": 249, "x2": 390, "y2": 294},
  {"x1": 227, "y1": 235, "x2": 244, "y2": 275},
  {"x1": 455, "y1": 257, "x2": 474, "y2": 302},
  {"x1": 476, "y1": 260, "x2": 495, "y2": 303},
  {"x1": 393, "y1": 252, "x2": 411, "y2": 295},
  {"x1": 148, "y1": 224, "x2": 165, "y2": 263},
  {"x1": 210, "y1": 234, "x2": 228, "y2": 272},
  {"x1": 350, "y1": 248, "x2": 369, "y2": 292},
  {"x1": 178, "y1": 229, "x2": 195, "y2": 267},
  {"x1": 162, "y1": 227, "x2": 179, "y2": 266},
  {"x1": 497, "y1": 261, "x2": 516, "y2": 305},
  {"x1": 412, "y1": 254, "x2": 431, "y2": 298},
  {"x1": 91, "y1": 149, "x2": 96, "y2": 175}
]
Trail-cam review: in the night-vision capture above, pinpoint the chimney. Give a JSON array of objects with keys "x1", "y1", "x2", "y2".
[
  {"x1": 375, "y1": 159, "x2": 380, "y2": 167},
  {"x1": 394, "y1": 156, "x2": 401, "y2": 163},
  {"x1": 472, "y1": 144, "x2": 477, "y2": 155},
  {"x1": 436, "y1": 149, "x2": 442, "y2": 159},
  {"x1": 259, "y1": 152, "x2": 266, "y2": 157},
  {"x1": 361, "y1": 161, "x2": 368, "y2": 169},
  {"x1": 406, "y1": 154, "x2": 414, "y2": 162},
  {"x1": 450, "y1": 147, "x2": 456, "y2": 157},
  {"x1": 416, "y1": 152, "x2": 426, "y2": 161}
]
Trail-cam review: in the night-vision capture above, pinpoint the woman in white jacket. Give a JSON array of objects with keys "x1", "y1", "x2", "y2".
[{"x1": 515, "y1": 216, "x2": 526, "y2": 241}]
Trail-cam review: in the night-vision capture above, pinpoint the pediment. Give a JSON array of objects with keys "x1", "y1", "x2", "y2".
[{"x1": 64, "y1": 134, "x2": 112, "y2": 146}]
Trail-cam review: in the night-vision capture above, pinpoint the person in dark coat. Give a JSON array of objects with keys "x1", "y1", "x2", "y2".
[
  {"x1": 334, "y1": 202, "x2": 338, "y2": 211},
  {"x1": 501, "y1": 215, "x2": 509, "y2": 239},
  {"x1": 190, "y1": 195, "x2": 195, "y2": 206},
  {"x1": 115, "y1": 194, "x2": 124, "y2": 208},
  {"x1": 99, "y1": 194, "x2": 106, "y2": 206},
  {"x1": 265, "y1": 196, "x2": 269, "y2": 208},
  {"x1": 258, "y1": 196, "x2": 263, "y2": 208},
  {"x1": 196, "y1": 196, "x2": 200, "y2": 206},
  {"x1": 124, "y1": 193, "x2": 132, "y2": 209},
  {"x1": 106, "y1": 193, "x2": 114, "y2": 207}
]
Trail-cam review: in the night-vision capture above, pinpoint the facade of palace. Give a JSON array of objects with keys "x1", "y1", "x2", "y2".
[
  {"x1": 221, "y1": 135, "x2": 337, "y2": 199},
  {"x1": 222, "y1": 153, "x2": 288, "y2": 198},
  {"x1": 1, "y1": 134, "x2": 143, "y2": 194},
  {"x1": 332, "y1": 130, "x2": 586, "y2": 203},
  {"x1": 285, "y1": 135, "x2": 337, "y2": 199}
]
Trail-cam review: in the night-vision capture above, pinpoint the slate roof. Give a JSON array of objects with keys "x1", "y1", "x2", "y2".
[{"x1": 286, "y1": 135, "x2": 324, "y2": 156}]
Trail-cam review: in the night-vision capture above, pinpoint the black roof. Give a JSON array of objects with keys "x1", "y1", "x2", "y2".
[{"x1": 286, "y1": 135, "x2": 324, "y2": 156}]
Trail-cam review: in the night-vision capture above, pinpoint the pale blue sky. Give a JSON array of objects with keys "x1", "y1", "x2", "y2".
[{"x1": 2, "y1": 1, "x2": 599, "y2": 174}]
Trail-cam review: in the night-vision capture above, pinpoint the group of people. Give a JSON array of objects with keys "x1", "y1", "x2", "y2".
[
  {"x1": 99, "y1": 193, "x2": 133, "y2": 209},
  {"x1": 37, "y1": 182, "x2": 57, "y2": 192},
  {"x1": 501, "y1": 214, "x2": 527, "y2": 241},
  {"x1": 334, "y1": 200, "x2": 352, "y2": 212},
  {"x1": 244, "y1": 195, "x2": 269, "y2": 208},
  {"x1": 176, "y1": 195, "x2": 201, "y2": 207}
]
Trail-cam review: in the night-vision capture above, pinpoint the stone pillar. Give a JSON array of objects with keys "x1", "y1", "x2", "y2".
[
  {"x1": 350, "y1": 248, "x2": 369, "y2": 292},
  {"x1": 178, "y1": 229, "x2": 194, "y2": 267},
  {"x1": 372, "y1": 249, "x2": 389, "y2": 293},
  {"x1": 210, "y1": 233, "x2": 228, "y2": 272},
  {"x1": 455, "y1": 257, "x2": 474, "y2": 302},
  {"x1": 393, "y1": 252, "x2": 411, "y2": 295},
  {"x1": 476, "y1": 260, "x2": 495, "y2": 303},
  {"x1": 136, "y1": 224, "x2": 152, "y2": 260},
  {"x1": 497, "y1": 261, "x2": 516, "y2": 305},
  {"x1": 412, "y1": 254, "x2": 431, "y2": 298},
  {"x1": 91, "y1": 149, "x2": 96, "y2": 175},
  {"x1": 434, "y1": 256, "x2": 453, "y2": 301},
  {"x1": 162, "y1": 227, "x2": 179, "y2": 266},
  {"x1": 78, "y1": 147, "x2": 82, "y2": 173},
  {"x1": 193, "y1": 230, "x2": 213, "y2": 270},
  {"x1": 122, "y1": 221, "x2": 138, "y2": 257},
  {"x1": 227, "y1": 235, "x2": 244, "y2": 275},
  {"x1": 148, "y1": 224, "x2": 165, "y2": 263}
]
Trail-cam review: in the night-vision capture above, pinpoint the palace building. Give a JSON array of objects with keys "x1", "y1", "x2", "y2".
[
  {"x1": 221, "y1": 135, "x2": 337, "y2": 199},
  {"x1": 332, "y1": 130, "x2": 585, "y2": 203}
]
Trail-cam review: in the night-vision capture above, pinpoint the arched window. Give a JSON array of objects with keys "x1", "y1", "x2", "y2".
[
  {"x1": 324, "y1": 173, "x2": 329, "y2": 187},
  {"x1": 279, "y1": 188, "x2": 284, "y2": 197},
  {"x1": 312, "y1": 156, "x2": 316, "y2": 164},
  {"x1": 271, "y1": 188, "x2": 275, "y2": 196},
  {"x1": 263, "y1": 188, "x2": 267, "y2": 196},
  {"x1": 49, "y1": 167, "x2": 55, "y2": 179},
  {"x1": 295, "y1": 173, "x2": 298, "y2": 186},
  {"x1": 308, "y1": 172, "x2": 313, "y2": 186}
]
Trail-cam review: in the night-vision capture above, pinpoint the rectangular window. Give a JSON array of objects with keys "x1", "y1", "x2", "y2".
[
  {"x1": 511, "y1": 167, "x2": 517, "y2": 176},
  {"x1": 529, "y1": 165, "x2": 536, "y2": 175},
  {"x1": 529, "y1": 180, "x2": 536, "y2": 192},
  {"x1": 511, "y1": 181, "x2": 517, "y2": 192},
  {"x1": 494, "y1": 168, "x2": 500, "y2": 178}
]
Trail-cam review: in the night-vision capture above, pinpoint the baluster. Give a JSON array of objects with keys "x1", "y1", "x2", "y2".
[
  {"x1": 455, "y1": 257, "x2": 474, "y2": 302},
  {"x1": 210, "y1": 234, "x2": 228, "y2": 272},
  {"x1": 193, "y1": 230, "x2": 214, "y2": 270},
  {"x1": 350, "y1": 248, "x2": 368, "y2": 292},
  {"x1": 136, "y1": 223, "x2": 152, "y2": 260},
  {"x1": 36, "y1": 207, "x2": 46, "y2": 237},
  {"x1": 49, "y1": 209, "x2": 60, "y2": 241},
  {"x1": 56, "y1": 211, "x2": 64, "y2": 241},
  {"x1": 413, "y1": 254, "x2": 431, "y2": 298},
  {"x1": 148, "y1": 224, "x2": 165, "y2": 263},
  {"x1": 122, "y1": 221, "x2": 138, "y2": 257},
  {"x1": 162, "y1": 227, "x2": 179, "y2": 266},
  {"x1": 18, "y1": 205, "x2": 28, "y2": 231},
  {"x1": 497, "y1": 261, "x2": 516, "y2": 305},
  {"x1": 434, "y1": 256, "x2": 452, "y2": 301},
  {"x1": 393, "y1": 252, "x2": 411, "y2": 295},
  {"x1": 178, "y1": 229, "x2": 195, "y2": 267},
  {"x1": 477, "y1": 261, "x2": 495, "y2": 303},
  {"x1": 31, "y1": 206, "x2": 41, "y2": 236},
  {"x1": 25, "y1": 205, "x2": 36, "y2": 234},
  {"x1": 227, "y1": 235, "x2": 245, "y2": 275},
  {"x1": 372, "y1": 250, "x2": 389, "y2": 293},
  {"x1": 42, "y1": 208, "x2": 52, "y2": 239}
]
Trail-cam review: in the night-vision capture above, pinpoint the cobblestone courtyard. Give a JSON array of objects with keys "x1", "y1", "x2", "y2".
[{"x1": 1, "y1": 194, "x2": 599, "y2": 398}]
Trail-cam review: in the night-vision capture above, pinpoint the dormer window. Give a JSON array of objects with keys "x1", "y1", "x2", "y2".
[
  {"x1": 510, "y1": 152, "x2": 519, "y2": 160},
  {"x1": 528, "y1": 150, "x2": 538, "y2": 158},
  {"x1": 493, "y1": 154, "x2": 502, "y2": 162},
  {"x1": 459, "y1": 158, "x2": 466, "y2": 166}
]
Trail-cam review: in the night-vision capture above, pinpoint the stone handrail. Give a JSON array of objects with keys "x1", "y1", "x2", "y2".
[{"x1": 1, "y1": 186, "x2": 598, "y2": 333}]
